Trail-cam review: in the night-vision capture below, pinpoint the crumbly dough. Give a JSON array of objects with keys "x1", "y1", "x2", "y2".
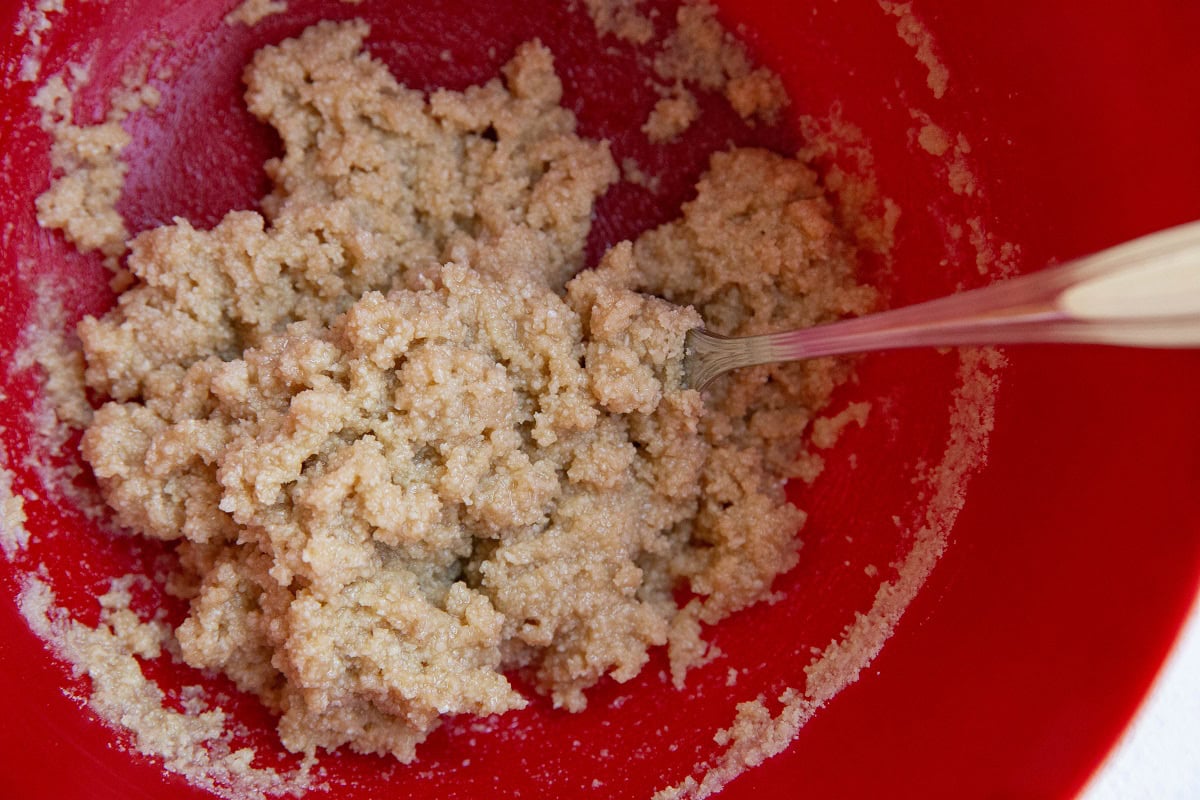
[
  {"x1": 0, "y1": 467, "x2": 29, "y2": 559},
  {"x1": 33, "y1": 75, "x2": 133, "y2": 267},
  {"x1": 34, "y1": 58, "x2": 162, "y2": 284},
  {"x1": 643, "y1": 83, "x2": 700, "y2": 143},
  {"x1": 879, "y1": 1, "x2": 949, "y2": 99},
  {"x1": 584, "y1": 0, "x2": 655, "y2": 45},
  {"x1": 587, "y1": 0, "x2": 788, "y2": 142},
  {"x1": 621, "y1": 157, "x2": 661, "y2": 193},
  {"x1": 654, "y1": 1, "x2": 789, "y2": 126},
  {"x1": 224, "y1": 0, "x2": 288, "y2": 27},
  {"x1": 68, "y1": 20, "x2": 875, "y2": 763}
]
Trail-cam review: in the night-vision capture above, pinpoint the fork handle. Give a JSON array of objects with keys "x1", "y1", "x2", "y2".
[{"x1": 742, "y1": 219, "x2": 1200, "y2": 364}]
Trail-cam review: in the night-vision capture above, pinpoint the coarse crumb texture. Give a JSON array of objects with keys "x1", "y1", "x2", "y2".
[
  {"x1": 879, "y1": 1, "x2": 949, "y2": 100},
  {"x1": 653, "y1": 1, "x2": 788, "y2": 126},
  {"x1": 584, "y1": 0, "x2": 655, "y2": 45},
  {"x1": 586, "y1": 0, "x2": 788, "y2": 142},
  {"x1": 33, "y1": 74, "x2": 131, "y2": 268},
  {"x1": 643, "y1": 83, "x2": 700, "y2": 144},
  {"x1": 224, "y1": 0, "x2": 289, "y2": 27},
  {"x1": 17, "y1": 575, "x2": 315, "y2": 797},
  {"x1": 63, "y1": 20, "x2": 875, "y2": 763},
  {"x1": 16, "y1": 283, "x2": 92, "y2": 429},
  {"x1": 33, "y1": 61, "x2": 162, "y2": 279},
  {"x1": 653, "y1": 347, "x2": 1005, "y2": 800},
  {"x1": 0, "y1": 466, "x2": 29, "y2": 559}
]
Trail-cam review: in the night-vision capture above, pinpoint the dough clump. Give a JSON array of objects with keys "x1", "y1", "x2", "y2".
[{"x1": 73, "y1": 21, "x2": 874, "y2": 761}]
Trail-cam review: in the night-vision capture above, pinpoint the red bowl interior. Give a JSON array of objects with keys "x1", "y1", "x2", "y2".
[{"x1": 2, "y1": 1, "x2": 1199, "y2": 798}]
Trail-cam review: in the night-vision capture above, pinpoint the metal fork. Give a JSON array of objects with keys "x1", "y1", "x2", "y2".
[{"x1": 683, "y1": 220, "x2": 1200, "y2": 390}]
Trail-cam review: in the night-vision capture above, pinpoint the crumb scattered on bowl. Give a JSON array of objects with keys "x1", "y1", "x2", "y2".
[
  {"x1": 590, "y1": 0, "x2": 788, "y2": 141},
  {"x1": 224, "y1": 0, "x2": 288, "y2": 27}
]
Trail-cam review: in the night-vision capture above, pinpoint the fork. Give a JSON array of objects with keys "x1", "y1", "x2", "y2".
[{"x1": 683, "y1": 220, "x2": 1200, "y2": 390}]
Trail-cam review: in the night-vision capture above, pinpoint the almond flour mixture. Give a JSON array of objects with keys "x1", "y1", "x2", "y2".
[{"x1": 61, "y1": 20, "x2": 876, "y2": 762}]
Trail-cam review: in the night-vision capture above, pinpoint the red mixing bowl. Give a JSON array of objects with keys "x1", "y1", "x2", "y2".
[{"x1": 2, "y1": 1, "x2": 1198, "y2": 798}]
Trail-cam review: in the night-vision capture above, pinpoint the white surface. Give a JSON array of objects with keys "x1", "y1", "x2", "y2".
[{"x1": 1079, "y1": 591, "x2": 1200, "y2": 799}]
